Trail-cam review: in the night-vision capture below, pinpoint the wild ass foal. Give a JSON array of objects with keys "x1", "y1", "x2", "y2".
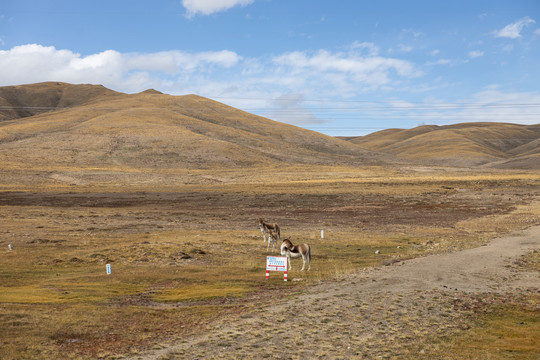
[
  {"x1": 281, "y1": 238, "x2": 311, "y2": 271},
  {"x1": 258, "y1": 218, "x2": 280, "y2": 243},
  {"x1": 267, "y1": 230, "x2": 278, "y2": 252}
]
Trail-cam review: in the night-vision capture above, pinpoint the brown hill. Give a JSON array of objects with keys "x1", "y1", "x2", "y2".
[
  {"x1": 348, "y1": 122, "x2": 540, "y2": 168},
  {"x1": 0, "y1": 82, "x2": 121, "y2": 120},
  {"x1": 0, "y1": 82, "x2": 386, "y2": 173}
]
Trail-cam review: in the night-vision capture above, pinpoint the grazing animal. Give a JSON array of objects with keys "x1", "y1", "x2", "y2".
[
  {"x1": 258, "y1": 218, "x2": 280, "y2": 243},
  {"x1": 280, "y1": 238, "x2": 311, "y2": 271},
  {"x1": 267, "y1": 230, "x2": 278, "y2": 252}
]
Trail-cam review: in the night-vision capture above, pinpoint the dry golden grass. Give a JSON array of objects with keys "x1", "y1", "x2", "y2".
[
  {"x1": 349, "y1": 122, "x2": 540, "y2": 168},
  {"x1": 0, "y1": 164, "x2": 538, "y2": 359},
  {"x1": 0, "y1": 83, "x2": 382, "y2": 173},
  {"x1": 412, "y1": 291, "x2": 540, "y2": 360}
]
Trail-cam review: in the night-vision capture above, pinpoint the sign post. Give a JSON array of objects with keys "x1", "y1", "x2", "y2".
[
  {"x1": 266, "y1": 256, "x2": 288, "y2": 282},
  {"x1": 106, "y1": 263, "x2": 111, "y2": 275}
]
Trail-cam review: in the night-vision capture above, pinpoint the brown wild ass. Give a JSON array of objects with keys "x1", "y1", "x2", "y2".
[
  {"x1": 281, "y1": 238, "x2": 311, "y2": 271},
  {"x1": 258, "y1": 218, "x2": 280, "y2": 243}
]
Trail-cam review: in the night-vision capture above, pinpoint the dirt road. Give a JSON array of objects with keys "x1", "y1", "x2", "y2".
[{"x1": 127, "y1": 225, "x2": 540, "y2": 359}]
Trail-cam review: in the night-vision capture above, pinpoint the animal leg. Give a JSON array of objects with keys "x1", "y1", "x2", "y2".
[{"x1": 268, "y1": 238, "x2": 275, "y2": 251}]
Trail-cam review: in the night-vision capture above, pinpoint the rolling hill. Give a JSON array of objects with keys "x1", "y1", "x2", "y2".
[
  {"x1": 0, "y1": 82, "x2": 385, "y2": 174},
  {"x1": 346, "y1": 123, "x2": 540, "y2": 169},
  {"x1": 1, "y1": 82, "x2": 537, "y2": 177}
]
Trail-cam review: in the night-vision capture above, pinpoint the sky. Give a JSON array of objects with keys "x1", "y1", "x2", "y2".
[{"x1": 1, "y1": 0, "x2": 539, "y2": 136}]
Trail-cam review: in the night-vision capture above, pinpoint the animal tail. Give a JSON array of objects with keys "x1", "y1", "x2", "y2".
[{"x1": 276, "y1": 224, "x2": 281, "y2": 239}]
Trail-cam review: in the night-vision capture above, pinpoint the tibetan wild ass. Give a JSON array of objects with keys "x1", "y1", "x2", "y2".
[
  {"x1": 259, "y1": 218, "x2": 280, "y2": 243},
  {"x1": 267, "y1": 230, "x2": 278, "y2": 252},
  {"x1": 281, "y1": 238, "x2": 311, "y2": 271}
]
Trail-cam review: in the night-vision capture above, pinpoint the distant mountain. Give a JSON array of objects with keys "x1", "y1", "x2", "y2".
[
  {"x1": 0, "y1": 82, "x2": 386, "y2": 171},
  {"x1": 346, "y1": 123, "x2": 540, "y2": 169}
]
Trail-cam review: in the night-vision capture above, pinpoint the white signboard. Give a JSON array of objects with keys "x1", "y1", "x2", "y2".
[
  {"x1": 266, "y1": 256, "x2": 288, "y2": 281},
  {"x1": 266, "y1": 256, "x2": 287, "y2": 272}
]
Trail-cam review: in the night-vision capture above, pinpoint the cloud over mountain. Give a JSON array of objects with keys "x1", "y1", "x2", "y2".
[{"x1": 0, "y1": 43, "x2": 424, "y2": 127}]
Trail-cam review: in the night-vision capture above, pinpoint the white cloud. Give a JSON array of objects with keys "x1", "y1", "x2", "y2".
[
  {"x1": 468, "y1": 50, "x2": 484, "y2": 58},
  {"x1": 126, "y1": 50, "x2": 240, "y2": 74},
  {"x1": 273, "y1": 49, "x2": 419, "y2": 88},
  {"x1": 0, "y1": 43, "x2": 421, "y2": 112},
  {"x1": 494, "y1": 16, "x2": 536, "y2": 39},
  {"x1": 349, "y1": 41, "x2": 379, "y2": 56},
  {"x1": 0, "y1": 44, "x2": 241, "y2": 92},
  {"x1": 182, "y1": 0, "x2": 254, "y2": 17}
]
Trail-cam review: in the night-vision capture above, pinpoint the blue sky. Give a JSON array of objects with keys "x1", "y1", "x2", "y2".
[{"x1": 1, "y1": 0, "x2": 539, "y2": 135}]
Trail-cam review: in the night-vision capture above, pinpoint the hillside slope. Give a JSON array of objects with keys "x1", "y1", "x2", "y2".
[
  {"x1": 0, "y1": 82, "x2": 121, "y2": 120},
  {"x1": 0, "y1": 82, "x2": 385, "y2": 172},
  {"x1": 348, "y1": 123, "x2": 540, "y2": 168}
]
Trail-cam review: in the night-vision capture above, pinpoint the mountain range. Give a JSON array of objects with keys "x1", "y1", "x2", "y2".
[
  {"x1": 0, "y1": 82, "x2": 382, "y2": 171},
  {"x1": 344, "y1": 122, "x2": 540, "y2": 169},
  {"x1": 1, "y1": 82, "x2": 538, "y2": 171}
]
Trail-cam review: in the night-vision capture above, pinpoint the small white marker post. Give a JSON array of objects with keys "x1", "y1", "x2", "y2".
[
  {"x1": 321, "y1": 229, "x2": 324, "y2": 239},
  {"x1": 106, "y1": 264, "x2": 111, "y2": 275},
  {"x1": 266, "y1": 256, "x2": 288, "y2": 281}
]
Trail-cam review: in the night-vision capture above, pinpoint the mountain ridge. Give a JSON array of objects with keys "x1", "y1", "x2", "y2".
[
  {"x1": 1, "y1": 82, "x2": 538, "y2": 171},
  {"x1": 0, "y1": 82, "x2": 386, "y2": 171},
  {"x1": 346, "y1": 122, "x2": 540, "y2": 169}
]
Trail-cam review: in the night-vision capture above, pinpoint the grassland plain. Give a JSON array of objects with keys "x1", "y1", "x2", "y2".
[{"x1": 0, "y1": 165, "x2": 539, "y2": 359}]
